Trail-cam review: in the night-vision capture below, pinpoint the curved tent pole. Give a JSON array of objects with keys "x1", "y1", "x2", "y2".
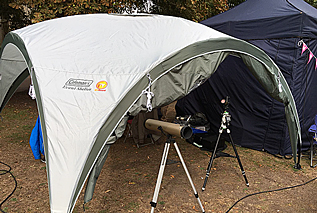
[
  {"x1": 0, "y1": 32, "x2": 302, "y2": 212},
  {"x1": 81, "y1": 38, "x2": 302, "y2": 209},
  {"x1": 0, "y1": 32, "x2": 51, "y2": 198}
]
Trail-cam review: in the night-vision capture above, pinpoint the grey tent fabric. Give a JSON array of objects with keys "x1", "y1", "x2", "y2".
[
  {"x1": 84, "y1": 38, "x2": 301, "y2": 206},
  {"x1": 84, "y1": 115, "x2": 128, "y2": 203},
  {"x1": 84, "y1": 144, "x2": 111, "y2": 204}
]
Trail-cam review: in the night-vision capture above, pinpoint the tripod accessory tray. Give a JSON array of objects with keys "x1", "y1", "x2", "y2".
[{"x1": 187, "y1": 132, "x2": 227, "y2": 153}]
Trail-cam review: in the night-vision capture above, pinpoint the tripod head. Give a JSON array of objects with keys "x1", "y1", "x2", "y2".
[
  {"x1": 220, "y1": 96, "x2": 231, "y2": 131},
  {"x1": 221, "y1": 96, "x2": 230, "y2": 111}
]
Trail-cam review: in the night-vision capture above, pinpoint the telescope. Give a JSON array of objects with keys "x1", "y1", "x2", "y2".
[
  {"x1": 146, "y1": 119, "x2": 205, "y2": 213},
  {"x1": 144, "y1": 119, "x2": 193, "y2": 139}
]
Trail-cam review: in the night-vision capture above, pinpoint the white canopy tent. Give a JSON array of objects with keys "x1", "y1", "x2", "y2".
[{"x1": 0, "y1": 14, "x2": 301, "y2": 212}]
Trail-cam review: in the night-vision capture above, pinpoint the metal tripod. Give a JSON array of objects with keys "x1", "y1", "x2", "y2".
[
  {"x1": 150, "y1": 135, "x2": 205, "y2": 213},
  {"x1": 202, "y1": 109, "x2": 249, "y2": 191}
]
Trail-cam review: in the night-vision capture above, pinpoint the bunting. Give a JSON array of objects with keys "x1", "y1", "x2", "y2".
[{"x1": 298, "y1": 40, "x2": 317, "y2": 70}]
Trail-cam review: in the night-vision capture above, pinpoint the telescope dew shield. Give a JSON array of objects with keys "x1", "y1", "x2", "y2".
[{"x1": 145, "y1": 119, "x2": 193, "y2": 139}]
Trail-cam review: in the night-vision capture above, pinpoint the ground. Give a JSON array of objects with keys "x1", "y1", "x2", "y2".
[{"x1": 0, "y1": 92, "x2": 317, "y2": 213}]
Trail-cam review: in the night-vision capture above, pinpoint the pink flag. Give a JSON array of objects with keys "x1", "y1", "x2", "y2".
[
  {"x1": 315, "y1": 58, "x2": 317, "y2": 70},
  {"x1": 302, "y1": 43, "x2": 308, "y2": 55},
  {"x1": 308, "y1": 52, "x2": 314, "y2": 64}
]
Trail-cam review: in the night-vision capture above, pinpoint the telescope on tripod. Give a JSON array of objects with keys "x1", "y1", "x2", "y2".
[
  {"x1": 201, "y1": 96, "x2": 249, "y2": 192},
  {"x1": 144, "y1": 119, "x2": 205, "y2": 213}
]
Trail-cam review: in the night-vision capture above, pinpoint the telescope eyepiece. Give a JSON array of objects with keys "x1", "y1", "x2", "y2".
[{"x1": 221, "y1": 96, "x2": 230, "y2": 110}]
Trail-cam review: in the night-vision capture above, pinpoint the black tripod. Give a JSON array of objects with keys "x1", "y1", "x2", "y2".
[
  {"x1": 202, "y1": 98, "x2": 249, "y2": 191},
  {"x1": 150, "y1": 133, "x2": 205, "y2": 213}
]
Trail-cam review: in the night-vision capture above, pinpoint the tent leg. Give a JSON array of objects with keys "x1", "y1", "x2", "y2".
[
  {"x1": 294, "y1": 137, "x2": 302, "y2": 170},
  {"x1": 310, "y1": 134, "x2": 317, "y2": 168},
  {"x1": 310, "y1": 136, "x2": 313, "y2": 167},
  {"x1": 150, "y1": 136, "x2": 205, "y2": 213}
]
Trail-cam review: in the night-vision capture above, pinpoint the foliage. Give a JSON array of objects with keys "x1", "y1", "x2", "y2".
[
  {"x1": 0, "y1": 0, "x2": 30, "y2": 31},
  {"x1": 151, "y1": 0, "x2": 223, "y2": 22},
  {"x1": 4, "y1": 0, "x2": 246, "y2": 27},
  {"x1": 305, "y1": 0, "x2": 317, "y2": 8},
  {"x1": 150, "y1": 0, "x2": 246, "y2": 23},
  {"x1": 227, "y1": 0, "x2": 245, "y2": 8},
  {"x1": 8, "y1": 0, "x2": 149, "y2": 24},
  {"x1": 2, "y1": 0, "x2": 317, "y2": 32}
]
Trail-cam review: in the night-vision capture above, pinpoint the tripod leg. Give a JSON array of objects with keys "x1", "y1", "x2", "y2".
[
  {"x1": 228, "y1": 134, "x2": 249, "y2": 187},
  {"x1": 173, "y1": 142, "x2": 205, "y2": 213},
  {"x1": 202, "y1": 132, "x2": 222, "y2": 191},
  {"x1": 150, "y1": 142, "x2": 171, "y2": 213}
]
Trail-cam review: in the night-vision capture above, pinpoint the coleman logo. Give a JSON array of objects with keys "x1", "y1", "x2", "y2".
[
  {"x1": 95, "y1": 81, "x2": 108, "y2": 91},
  {"x1": 63, "y1": 78, "x2": 93, "y2": 91},
  {"x1": 65, "y1": 79, "x2": 93, "y2": 87}
]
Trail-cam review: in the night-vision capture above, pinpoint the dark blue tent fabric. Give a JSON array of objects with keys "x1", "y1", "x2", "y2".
[
  {"x1": 201, "y1": 0, "x2": 317, "y2": 40},
  {"x1": 176, "y1": 0, "x2": 317, "y2": 156}
]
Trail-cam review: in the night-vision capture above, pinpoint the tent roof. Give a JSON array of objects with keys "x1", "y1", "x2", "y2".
[
  {"x1": 201, "y1": 0, "x2": 317, "y2": 39},
  {"x1": 0, "y1": 14, "x2": 301, "y2": 212},
  {"x1": 11, "y1": 14, "x2": 225, "y2": 76}
]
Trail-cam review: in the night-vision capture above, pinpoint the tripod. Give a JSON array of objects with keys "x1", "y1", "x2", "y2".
[
  {"x1": 202, "y1": 107, "x2": 249, "y2": 191},
  {"x1": 150, "y1": 134, "x2": 205, "y2": 213}
]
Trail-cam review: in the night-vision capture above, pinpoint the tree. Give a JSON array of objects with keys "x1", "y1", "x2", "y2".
[
  {"x1": 3, "y1": 0, "x2": 316, "y2": 45},
  {"x1": 1, "y1": 0, "x2": 243, "y2": 45},
  {"x1": 1, "y1": 0, "x2": 150, "y2": 44},
  {"x1": 305, "y1": 0, "x2": 317, "y2": 8},
  {"x1": 227, "y1": 0, "x2": 245, "y2": 8},
  {"x1": 150, "y1": 0, "x2": 246, "y2": 23},
  {"x1": 151, "y1": 0, "x2": 222, "y2": 22},
  {"x1": 9, "y1": 0, "x2": 149, "y2": 24},
  {"x1": 0, "y1": 0, "x2": 30, "y2": 45}
]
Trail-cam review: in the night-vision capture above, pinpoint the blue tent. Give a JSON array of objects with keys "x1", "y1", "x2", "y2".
[{"x1": 176, "y1": 0, "x2": 317, "y2": 156}]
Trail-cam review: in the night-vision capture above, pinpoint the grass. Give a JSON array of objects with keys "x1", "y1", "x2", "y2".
[
  {"x1": 0, "y1": 103, "x2": 36, "y2": 145},
  {"x1": 125, "y1": 201, "x2": 139, "y2": 211},
  {"x1": 2, "y1": 93, "x2": 317, "y2": 212}
]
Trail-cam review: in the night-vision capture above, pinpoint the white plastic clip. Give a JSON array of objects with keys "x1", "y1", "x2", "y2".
[
  {"x1": 278, "y1": 82, "x2": 282, "y2": 93},
  {"x1": 142, "y1": 73, "x2": 154, "y2": 112},
  {"x1": 277, "y1": 72, "x2": 283, "y2": 93},
  {"x1": 28, "y1": 84, "x2": 36, "y2": 99}
]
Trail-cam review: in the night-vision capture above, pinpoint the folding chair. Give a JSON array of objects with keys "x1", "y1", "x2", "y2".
[
  {"x1": 123, "y1": 117, "x2": 133, "y2": 143},
  {"x1": 308, "y1": 115, "x2": 317, "y2": 167},
  {"x1": 123, "y1": 115, "x2": 155, "y2": 148}
]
